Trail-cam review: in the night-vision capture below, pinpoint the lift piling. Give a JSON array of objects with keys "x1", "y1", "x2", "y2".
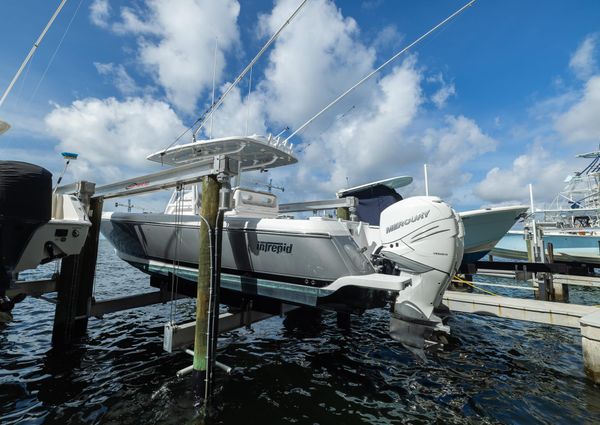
[
  {"x1": 193, "y1": 174, "x2": 221, "y2": 412},
  {"x1": 52, "y1": 181, "x2": 100, "y2": 347}
]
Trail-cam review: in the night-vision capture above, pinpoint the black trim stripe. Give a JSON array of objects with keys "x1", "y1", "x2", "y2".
[{"x1": 143, "y1": 254, "x2": 333, "y2": 288}]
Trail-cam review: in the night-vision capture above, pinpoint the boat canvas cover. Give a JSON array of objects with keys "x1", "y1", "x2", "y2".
[{"x1": 341, "y1": 184, "x2": 402, "y2": 226}]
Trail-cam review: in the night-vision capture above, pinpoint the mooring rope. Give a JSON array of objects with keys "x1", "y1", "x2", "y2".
[{"x1": 452, "y1": 274, "x2": 500, "y2": 296}]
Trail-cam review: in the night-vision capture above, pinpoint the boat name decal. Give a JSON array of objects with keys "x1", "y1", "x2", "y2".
[
  {"x1": 386, "y1": 210, "x2": 430, "y2": 234},
  {"x1": 257, "y1": 241, "x2": 293, "y2": 254},
  {"x1": 126, "y1": 181, "x2": 150, "y2": 190}
]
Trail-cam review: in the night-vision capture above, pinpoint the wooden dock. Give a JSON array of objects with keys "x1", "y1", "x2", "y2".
[{"x1": 443, "y1": 290, "x2": 600, "y2": 383}]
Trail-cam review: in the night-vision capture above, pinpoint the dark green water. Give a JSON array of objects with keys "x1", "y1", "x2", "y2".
[{"x1": 1, "y1": 240, "x2": 599, "y2": 424}]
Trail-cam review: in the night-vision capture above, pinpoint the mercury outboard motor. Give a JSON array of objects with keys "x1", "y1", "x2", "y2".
[
  {"x1": 0, "y1": 161, "x2": 52, "y2": 293},
  {"x1": 377, "y1": 196, "x2": 464, "y2": 355}
]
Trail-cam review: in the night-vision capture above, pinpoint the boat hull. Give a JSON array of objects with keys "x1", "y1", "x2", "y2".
[
  {"x1": 459, "y1": 205, "x2": 528, "y2": 263},
  {"x1": 101, "y1": 212, "x2": 391, "y2": 312},
  {"x1": 492, "y1": 230, "x2": 600, "y2": 265}
]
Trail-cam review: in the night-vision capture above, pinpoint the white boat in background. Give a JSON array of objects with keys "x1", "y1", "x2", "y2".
[
  {"x1": 491, "y1": 150, "x2": 600, "y2": 265},
  {"x1": 492, "y1": 230, "x2": 600, "y2": 265},
  {"x1": 337, "y1": 176, "x2": 528, "y2": 264}
]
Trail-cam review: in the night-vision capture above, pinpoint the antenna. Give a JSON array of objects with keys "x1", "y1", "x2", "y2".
[
  {"x1": 115, "y1": 199, "x2": 148, "y2": 213},
  {"x1": 424, "y1": 164, "x2": 429, "y2": 196},
  {"x1": 285, "y1": 0, "x2": 477, "y2": 143},
  {"x1": 209, "y1": 37, "x2": 218, "y2": 139}
]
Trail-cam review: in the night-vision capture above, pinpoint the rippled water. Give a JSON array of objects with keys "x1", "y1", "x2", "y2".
[{"x1": 1, "y1": 240, "x2": 599, "y2": 424}]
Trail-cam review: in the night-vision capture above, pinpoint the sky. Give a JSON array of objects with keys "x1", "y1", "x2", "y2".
[{"x1": 1, "y1": 0, "x2": 600, "y2": 213}]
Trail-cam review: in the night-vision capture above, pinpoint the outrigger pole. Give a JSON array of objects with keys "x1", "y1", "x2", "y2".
[
  {"x1": 189, "y1": 0, "x2": 310, "y2": 140},
  {"x1": 0, "y1": 0, "x2": 69, "y2": 135},
  {"x1": 284, "y1": 0, "x2": 477, "y2": 143}
]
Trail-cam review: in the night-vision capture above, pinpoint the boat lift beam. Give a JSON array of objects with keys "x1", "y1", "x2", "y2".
[
  {"x1": 460, "y1": 260, "x2": 592, "y2": 276},
  {"x1": 56, "y1": 155, "x2": 239, "y2": 200},
  {"x1": 279, "y1": 197, "x2": 358, "y2": 213},
  {"x1": 7, "y1": 278, "x2": 57, "y2": 298},
  {"x1": 87, "y1": 291, "x2": 186, "y2": 318},
  {"x1": 164, "y1": 304, "x2": 297, "y2": 353}
]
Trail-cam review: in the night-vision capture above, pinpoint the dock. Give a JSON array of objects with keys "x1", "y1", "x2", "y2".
[{"x1": 442, "y1": 290, "x2": 600, "y2": 383}]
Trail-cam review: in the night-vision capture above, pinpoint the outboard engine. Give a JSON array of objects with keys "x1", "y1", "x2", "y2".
[
  {"x1": 377, "y1": 196, "x2": 464, "y2": 355},
  {"x1": 0, "y1": 161, "x2": 91, "y2": 318},
  {"x1": 0, "y1": 161, "x2": 53, "y2": 292}
]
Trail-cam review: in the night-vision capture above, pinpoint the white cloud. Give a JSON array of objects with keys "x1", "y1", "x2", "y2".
[
  {"x1": 208, "y1": 84, "x2": 268, "y2": 138},
  {"x1": 418, "y1": 115, "x2": 497, "y2": 201},
  {"x1": 44, "y1": 97, "x2": 186, "y2": 182},
  {"x1": 272, "y1": 57, "x2": 424, "y2": 200},
  {"x1": 101, "y1": 0, "x2": 241, "y2": 115},
  {"x1": 94, "y1": 62, "x2": 140, "y2": 96},
  {"x1": 474, "y1": 144, "x2": 571, "y2": 205},
  {"x1": 431, "y1": 82, "x2": 456, "y2": 109},
  {"x1": 90, "y1": 0, "x2": 110, "y2": 28},
  {"x1": 427, "y1": 72, "x2": 455, "y2": 109},
  {"x1": 257, "y1": 0, "x2": 376, "y2": 131},
  {"x1": 77, "y1": 0, "x2": 495, "y2": 209},
  {"x1": 373, "y1": 25, "x2": 402, "y2": 51},
  {"x1": 555, "y1": 75, "x2": 600, "y2": 143},
  {"x1": 569, "y1": 34, "x2": 598, "y2": 80}
]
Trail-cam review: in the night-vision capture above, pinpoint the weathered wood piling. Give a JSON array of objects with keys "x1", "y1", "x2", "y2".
[
  {"x1": 52, "y1": 182, "x2": 101, "y2": 347},
  {"x1": 193, "y1": 174, "x2": 221, "y2": 413}
]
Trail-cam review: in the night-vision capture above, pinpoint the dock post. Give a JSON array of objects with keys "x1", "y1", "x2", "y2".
[
  {"x1": 52, "y1": 182, "x2": 100, "y2": 347},
  {"x1": 193, "y1": 174, "x2": 221, "y2": 414},
  {"x1": 547, "y1": 243, "x2": 569, "y2": 302},
  {"x1": 581, "y1": 311, "x2": 600, "y2": 384}
]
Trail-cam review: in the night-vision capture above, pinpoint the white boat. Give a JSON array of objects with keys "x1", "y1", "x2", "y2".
[
  {"x1": 101, "y1": 135, "x2": 465, "y2": 349},
  {"x1": 491, "y1": 150, "x2": 600, "y2": 265},
  {"x1": 337, "y1": 176, "x2": 528, "y2": 264},
  {"x1": 492, "y1": 230, "x2": 600, "y2": 265}
]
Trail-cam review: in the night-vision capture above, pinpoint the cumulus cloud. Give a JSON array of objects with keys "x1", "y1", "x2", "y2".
[
  {"x1": 419, "y1": 115, "x2": 497, "y2": 201},
  {"x1": 45, "y1": 97, "x2": 186, "y2": 182},
  {"x1": 569, "y1": 34, "x2": 598, "y2": 80},
  {"x1": 257, "y1": 0, "x2": 376, "y2": 131},
  {"x1": 474, "y1": 144, "x2": 571, "y2": 205},
  {"x1": 373, "y1": 25, "x2": 402, "y2": 51},
  {"x1": 74, "y1": 0, "x2": 495, "y2": 208},
  {"x1": 94, "y1": 0, "x2": 241, "y2": 115},
  {"x1": 89, "y1": 0, "x2": 110, "y2": 28},
  {"x1": 94, "y1": 62, "x2": 140, "y2": 96},
  {"x1": 427, "y1": 73, "x2": 456, "y2": 109},
  {"x1": 555, "y1": 75, "x2": 600, "y2": 143}
]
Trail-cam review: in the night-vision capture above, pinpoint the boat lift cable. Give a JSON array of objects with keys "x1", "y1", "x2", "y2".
[
  {"x1": 284, "y1": 0, "x2": 477, "y2": 144},
  {"x1": 157, "y1": 0, "x2": 310, "y2": 156}
]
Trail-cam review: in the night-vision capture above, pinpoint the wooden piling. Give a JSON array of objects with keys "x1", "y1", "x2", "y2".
[
  {"x1": 546, "y1": 243, "x2": 569, "y2": 302},
  {"x1": 193, "y1": 175, "x2": 221, "y2": 410},
  {"x1": 52, "y1": 182, "x2": 101, "y2": 347},
  {"x1": 336, "y1": 207, "x2": 349, "y2": 220},
  {"x1": 581, "y1": 311, "x2": 600, "y2": 384}
]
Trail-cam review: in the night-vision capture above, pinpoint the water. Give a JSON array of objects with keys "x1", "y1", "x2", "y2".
[{"x1": 1, "y1": 240, "x2": 599, "y2": 424}]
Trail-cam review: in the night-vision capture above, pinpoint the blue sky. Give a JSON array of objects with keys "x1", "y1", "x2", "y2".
[{"x1": 1, "y1": 0, "x2": 600, "y2": 212}]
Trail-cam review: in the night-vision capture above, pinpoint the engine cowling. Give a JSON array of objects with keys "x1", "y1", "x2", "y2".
[{"x1": 379, "y1": 196, "x2": 464, "y2": 322}]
